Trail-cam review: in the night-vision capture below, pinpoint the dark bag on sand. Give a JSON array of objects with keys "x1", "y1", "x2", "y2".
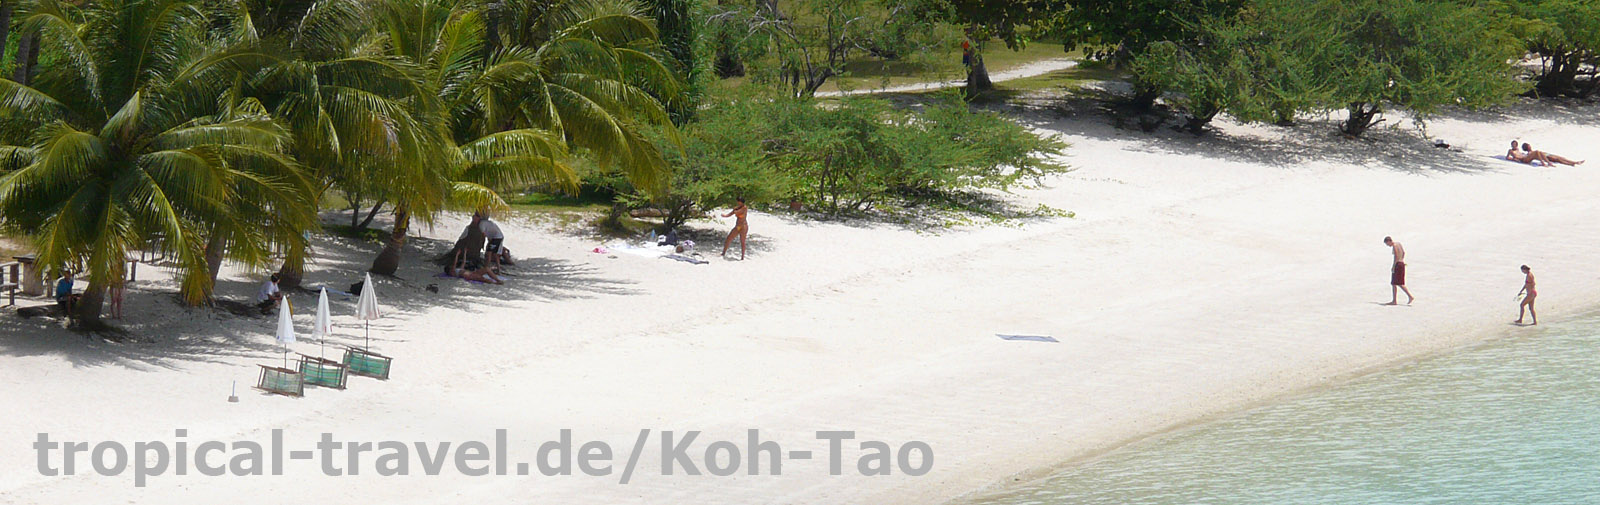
[{"x1": 350, "y1": 281, "x2": 363, "y2": 296}]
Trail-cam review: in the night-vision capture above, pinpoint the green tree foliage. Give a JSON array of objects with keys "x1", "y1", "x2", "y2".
[
  {"x1": 1498, "y1": 0, "x2": 1600, "y2": 98},
  {"x1": 0, "y1": 0, "x2": 317, "y2": 323},
  {"x1": 641, "y1": 0, "x2": 701, "y2": 121},
  {"x1": 650, "y1": 91, "x2": 1068, "y2": 219},
  {"x1": 1050, "y1": 0, "x2": 1246, "y2": 106},
  {"x1": 1133, "y1": 0, "x2": 1525, "y2": 136},
  {"x1": 1300, "y1": 0, "x2": 1526, "y2": 136},
  {"x1": 704, "y1": 0, "x2": 952, "y2": 98},
  {"x1": 901, "y1": 0, "x2": 1067, "y2": 93}
]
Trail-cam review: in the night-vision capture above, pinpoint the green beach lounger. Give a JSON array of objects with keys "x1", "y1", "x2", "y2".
[
  {"x1": 256, "y1": 365, "x2": 304, "y2": 397},
  {"x1": 343, "y1": 347, "x2": 393, "y2": 380},
  {"x1": 298, "y1": 354, "x2": 348, "y2": 389}
]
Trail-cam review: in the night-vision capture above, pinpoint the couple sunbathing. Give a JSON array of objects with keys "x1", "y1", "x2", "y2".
[
  {"x1": 444, "y1": 249, "x2": 503, "y2": 285},
  {"x1": 1507, "y1": 140, "x2": 1584, "y2": 166}
]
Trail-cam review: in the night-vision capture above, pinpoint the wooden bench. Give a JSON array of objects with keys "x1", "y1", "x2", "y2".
[
  {"x1": 255, "y1": 365, "x2": 304, "y2": 397},
  {"x1": 298, "y1": 354, "x2": 348, "y2": 389},
  {"x1": 0, "y1": 262, "x2": 18, "y2": 307},
  {"x1": 343, "y1": 347, "x2": 393, "y2": 380}
]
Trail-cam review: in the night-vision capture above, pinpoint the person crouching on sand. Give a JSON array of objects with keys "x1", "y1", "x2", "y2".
[
  {"x1": 1384, "y1": 236, "x2": 1414, "y2": 305},
  {"x1": 1516, "y1": 265, "x2": 1537, "y2": 325},
  {"x1": 722, "y1": 197, "x2": 749, "y2": 260}
]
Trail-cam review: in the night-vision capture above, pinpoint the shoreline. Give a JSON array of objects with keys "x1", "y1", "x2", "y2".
[
  {"x1": 950, "y1": 301, "x2": 1600, "y2": 504},
  {"x1": 3, "y1": 99, "x2": 1599, "y2": 504}
]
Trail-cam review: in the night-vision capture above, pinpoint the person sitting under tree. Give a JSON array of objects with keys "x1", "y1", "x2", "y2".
[{"x1": 256, "y1": 273, "x2": 283, "y2": 314}]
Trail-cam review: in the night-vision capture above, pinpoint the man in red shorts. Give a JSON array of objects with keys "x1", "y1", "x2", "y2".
[{"x1": 1384, "y1": 236, "x2": 1413, "y2": 305}]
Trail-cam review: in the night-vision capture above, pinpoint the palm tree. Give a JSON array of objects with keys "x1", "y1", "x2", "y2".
[
  {"x1": 247, "y1": 0, "x2": 458, "y2": 283},
  {"x1": 0, "y1": 0, "x2": 317, "y2": 324},
  {"x1": 363, "y1": 0, "x2": 680, "y2": 275},
  {"x1": 484, "y1": 0, "x2": 684, "y2": 194}
]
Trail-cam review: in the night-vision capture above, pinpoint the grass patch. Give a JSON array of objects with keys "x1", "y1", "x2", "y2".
[
  {"x1": 966, "y1": 64, "x2": 1126, "y2": 103},
  {"x1": 322, "y1": 224, "x2": 389, "y2": 242},
  {"x1": 715, "y1": 43, "x2": 1078, "y2": 95},
  {"x1": 504, "y1": 190, "x2": 614, "y2": 211}
]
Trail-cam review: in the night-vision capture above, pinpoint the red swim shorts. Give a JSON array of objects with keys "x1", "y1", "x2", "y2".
[{"x1": 1391, "y1": 262, "x2": 1406, "y2": 286}]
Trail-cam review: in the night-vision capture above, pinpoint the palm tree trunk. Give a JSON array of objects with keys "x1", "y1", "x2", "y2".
[
  {"x1": 12, "y1": 33, "x2": 33, "y2": 85},
  {"x1": 276, "y1": 253, "x2": 305, "y2": 291},
  {"x1": 74, "y1": 281, "x2": 105, "y2": 326},
  {"x1": 357, "y1": 201, "x2": 384, "y2": 230},
  {"x1": 182, "y1": 230, "x2": 225, "y2": 306},
  {"x1": 369, "y1": 206, "x2": 409, "y2": 275},
  {"x1": 483, "y1": 1, "x2": 502, "y2": 59},
  {"x1": 0, "y1": 3, "x2": 14, "y2": 65},
  {"x1": 204, "y1": 231, "x2": 225, "y2": 285}
]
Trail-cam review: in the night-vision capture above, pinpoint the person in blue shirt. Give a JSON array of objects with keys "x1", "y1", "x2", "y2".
[{"x1": 54, "y1": 270, "x2": 76, "y2": 312}]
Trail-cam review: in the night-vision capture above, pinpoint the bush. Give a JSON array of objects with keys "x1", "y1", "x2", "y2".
[
  {"x1": 650, "y1": 90, "x2": 1068, "y2": 222},
  {"x1": 1133, "y1": 0, "x2": 1526, "y2": 136}
]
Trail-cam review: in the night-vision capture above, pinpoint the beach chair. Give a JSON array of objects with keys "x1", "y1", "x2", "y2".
[
  {"x1": 255, "y1": 365, "x2": 304, "y2": 397},
  {"x1": 343, "y1": 347, "x2": 393, "y2": 380},
  {"x1": 298, "y1": 354, "x2": 348, "y2": 389}
]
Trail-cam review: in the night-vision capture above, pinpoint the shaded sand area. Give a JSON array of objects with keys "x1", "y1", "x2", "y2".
[{"x1": 2, "y1": 97, "x2": 1599, "y2": 504}]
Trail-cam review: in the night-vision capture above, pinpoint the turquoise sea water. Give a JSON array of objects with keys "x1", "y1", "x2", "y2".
[{"x1": 975, "y1": 315, "x2": 1600, "y2": 505}]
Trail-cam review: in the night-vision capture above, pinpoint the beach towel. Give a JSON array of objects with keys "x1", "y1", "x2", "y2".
[
  {"x1": 996, "y1": 334, "x2": 1059, "y2": 343},
  {"x1": 611, "y1": 242, "x2": 672, "y2": 259},
  {"x1": 663, "y1": 254, "x2": 709, "y2": 265},
  {"x1": 1501, "y1": 155, "x2": 1545, "y2": 167}
]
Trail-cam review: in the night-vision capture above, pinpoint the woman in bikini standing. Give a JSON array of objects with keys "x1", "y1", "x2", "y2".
[
  {"x1": 722, "y1": 197, "x2": 749, "y2": 260},
  {"x1": 1516, "y1": 264, "x2": 1537, "y2": 325}
]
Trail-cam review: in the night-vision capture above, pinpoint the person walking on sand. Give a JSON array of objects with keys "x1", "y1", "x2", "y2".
[
  {"x1": 1515, "y1": 265, "x2": 1537, "y2": 325},
  {"x1": 1384, "y1": 236, "x2": 1414, "y2": 305},
  {"x1": 722, "y1": 197, "x2": 749, "y2": 260}
]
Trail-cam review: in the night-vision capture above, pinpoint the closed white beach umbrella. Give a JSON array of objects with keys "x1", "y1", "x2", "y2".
[
  {"x1": 355, "y1": 273, "x2": 382, "y2": 349},
  {"x1": 314, "y1": 287, "x2": 332, "y2": 358},
  {"x1": 275, "y1": 297, "x2": 295, "y2": 368}
]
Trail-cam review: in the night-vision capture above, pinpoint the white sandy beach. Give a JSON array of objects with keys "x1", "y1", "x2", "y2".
[{"x1": 2, "y1": 97, "x2": 1599, "y2": 504}]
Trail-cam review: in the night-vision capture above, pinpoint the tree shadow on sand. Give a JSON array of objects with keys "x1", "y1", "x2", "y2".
[
  {"x1": 930, "y1": 84, "x2": 1517, "y2": 177},
  {"x1": 0, "y1": 231, "x2": 640, "y2": 369},
  {"x1": 0, "y1": 304, "x2": 290, "y2": 372}
]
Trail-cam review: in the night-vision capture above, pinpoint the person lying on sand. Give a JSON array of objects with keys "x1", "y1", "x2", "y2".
[
  {"x1": 460, "y1": 265, "x2": 504, "y2": 285},
  {"x1": 1506, "y1": 140, "x2": 1533, "y2": 163},
  {"x1": 443, "y1": 250, "x2": 503, "y2": 284},
  {"x1": 1515, "y1": 265, "x2": 1537, "y2": 325},
  {"x1": 1521, "y1": 142, "x2": 1584, "y2": 166}
]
